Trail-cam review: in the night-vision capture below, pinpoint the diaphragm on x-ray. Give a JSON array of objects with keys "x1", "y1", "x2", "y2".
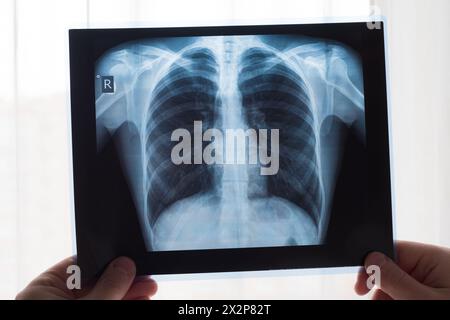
[{"x1": 95, "y1": 35, "x2": 365, "y2": 252}]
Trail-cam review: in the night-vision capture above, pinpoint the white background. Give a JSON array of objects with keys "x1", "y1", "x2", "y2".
[{"x1": 0, "y1": 0, "x2": 449, "y2": 299}]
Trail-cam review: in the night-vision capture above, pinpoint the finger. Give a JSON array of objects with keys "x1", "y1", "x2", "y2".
[
  {"x1": 354, "y1": 267, "x2": 370, "y2": 296},
  {"x1": 365, "y1": 252, "x2": 434, "y2": 300},
  {"x1": 24, "y1": 256, "x2": 76, "y2": 289},
  {"x1": 355, "y1": 241, "x2": 429, "y2": 296},
  {"x1": 371, "y1": 289, "x2": 392, "y2": 300},
  {"x1": 123, "y1": 278, "x2": 158, "y2": 300},
  {"x1": 41, "y1": 256, "x2": 76, "y2": 281},
  {"x1": 395, "y1": 241, "x2": 436, "y2": 273},
  {"x1": 396, "y1": 241, "x2": 448, "y2": 284},
  {"x1": 84, "y1": 257, "x2": 136, "y2": 300},
  {"x1": 48, "y1": 256, "x2": 77, "y2": 274}
]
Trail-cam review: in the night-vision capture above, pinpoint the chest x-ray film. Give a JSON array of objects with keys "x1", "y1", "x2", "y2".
[{"x1": 70, "y1": 22, "x2": 394, "y2": 279}]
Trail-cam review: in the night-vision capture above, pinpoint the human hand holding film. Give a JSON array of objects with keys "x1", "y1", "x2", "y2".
[
  {"x1": 16, "y1": 256, "x2": 157, "y2": 300},
  {"x1": 355, "y1": 241, "x2": 450, "y2": 300}
]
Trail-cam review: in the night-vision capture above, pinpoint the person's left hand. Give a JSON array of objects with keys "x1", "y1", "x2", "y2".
[{"x1": 16, "y1": 256, "x2": 157, "y2": 300}]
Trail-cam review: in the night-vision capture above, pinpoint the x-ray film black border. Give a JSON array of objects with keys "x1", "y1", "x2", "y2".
[{"x1": 69, "y1": 22, "x2": 394, "y2": 281}]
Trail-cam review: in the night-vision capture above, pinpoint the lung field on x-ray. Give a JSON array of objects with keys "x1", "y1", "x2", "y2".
[
  {"x1": 95, "y1": 35, "x2": 366, "y2": 252},
  {"x1": 146, "y1": 48, "x2": 220, "y2": 227},
  {"x1": 239, "y1": 47, "x2": 322, "y2": 226}
]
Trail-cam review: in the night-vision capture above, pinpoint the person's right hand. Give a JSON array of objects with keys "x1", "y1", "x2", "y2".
[
  {"x1": 16, "y1": 256, "x2": 157, "y2": 300},
  {"x1": 355, "y1": 241, "x2": 450, "y2": 300}
]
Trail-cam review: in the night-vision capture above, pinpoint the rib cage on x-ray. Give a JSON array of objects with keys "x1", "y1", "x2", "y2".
[
  {"x1": 145, "y1": 48, "x2": 220, "y2": 226},
  {"x1": 95, "y1": 35, "x2": 366, "y2": 251},
  {"x1": 238, "y1": 47, "x2": 322, "y2": 225}
]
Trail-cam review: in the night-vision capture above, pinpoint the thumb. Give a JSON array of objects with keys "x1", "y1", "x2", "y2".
[
  {"x1": 84, "y1": 257, "x2": 136, "y2": 300},
  {"x1": 365, "y1": 252, "x2": 432, "y2": 300}
]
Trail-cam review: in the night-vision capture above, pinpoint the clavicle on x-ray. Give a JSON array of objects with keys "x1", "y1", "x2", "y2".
[{"x1": 95, "y1": 35, "x2": 365, "y2": 252}]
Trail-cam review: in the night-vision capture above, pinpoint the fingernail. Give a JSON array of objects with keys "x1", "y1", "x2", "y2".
[
  {"x1": 365, "y1": 252, "x2": 387, "y2": 269},
  {"x1": 135, "y1": 275, "x2": 153, "y2": 283},
  {"x1": 113, "y1": 257, "x2": 136, "y2": 276}
]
